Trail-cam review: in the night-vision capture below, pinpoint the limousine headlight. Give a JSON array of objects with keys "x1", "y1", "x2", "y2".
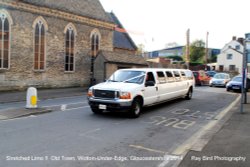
[
  {"x1": 119, "y1": 92, "x2": 131, "y2": 99},
  {"x1": 87, "y1": 88, "x2": 93, "y2": 97}
]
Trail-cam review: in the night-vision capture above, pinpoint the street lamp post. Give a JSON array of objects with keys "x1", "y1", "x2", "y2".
[
  {"x1": 205, "y1": 32, "x2": 209, "y2": 70},
  {"x1": 186, "y1": 29, "x2": 190, "y2": 69},
  {"x1": 90, "y1": 54, "x2": 95, "y2": 86}
]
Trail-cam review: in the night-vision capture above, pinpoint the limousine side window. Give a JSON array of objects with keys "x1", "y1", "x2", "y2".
[
  {"x1": 157, "y1": 71, "x2": 166, "y2": 83},
  {"x1": 165, "y1": 71, "x2": 175, "y2": 82},
  {"x1": 180, "y1": 71, "x2": 187, "y2": 80},
  {"x1": 146, "y1": 72, "x2": 156, "y2": 83},
  {"x1": 173, "y1": 71, "x2": 181, "y2": 82}
]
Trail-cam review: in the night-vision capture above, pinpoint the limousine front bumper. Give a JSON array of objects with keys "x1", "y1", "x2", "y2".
[{"x1": 88, "y1": 97, "x2": 133, "y2": 111}]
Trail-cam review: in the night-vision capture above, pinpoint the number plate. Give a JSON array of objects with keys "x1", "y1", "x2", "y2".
[
  {"x1": 99, "y1": 104, "x2": 107, "y2": 110},
  {"x1": 232, "y1": 86, "x2": 240, "y2": 89}
]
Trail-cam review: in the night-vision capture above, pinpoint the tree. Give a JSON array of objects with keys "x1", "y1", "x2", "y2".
[
  {"x1": 136, "y1": 43, "x2": 145, "y2": 55},
  {"x1": 189, "y1": 40, "x2": 205, "y2": 63}
]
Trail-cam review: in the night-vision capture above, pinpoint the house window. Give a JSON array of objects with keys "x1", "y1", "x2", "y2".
[
  {"x1": 91, "y1": 30, "x2": 100, "y2": 57},
  {"x1": 235, "y1": 45, "x2": 240, "y2": 50},
  {"x1": 65, "y1": 26, "x2": 75, "y2": 72},
  {"x1": 229, "y1": 65, "x2": 235, "y2": 71},
  {"x1": 34, "y1": 20, "x2": 46, "y2": 70},
  {"x1": 0, "y1": 13, "x2": 10, "y2": 69},
  {"x1": 219, "y1": 65, "x2": 224, "y2": 71},
  {"x1": 227, "y1": 54, "x2": 233, "y2": 60}
]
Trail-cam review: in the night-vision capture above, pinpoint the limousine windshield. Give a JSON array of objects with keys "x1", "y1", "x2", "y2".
[{"x1": 108, "y1": 70, "x2": 145, "y2": 84}]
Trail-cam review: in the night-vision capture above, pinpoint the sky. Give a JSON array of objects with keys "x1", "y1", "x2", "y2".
[{"x1": 100, "y1": 0, "x2": 250, "y2": 51}]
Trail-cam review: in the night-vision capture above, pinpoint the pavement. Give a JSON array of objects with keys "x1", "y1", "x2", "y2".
[
  {"x1": 0, "y1": 87, "x2": 87, "y2": 120},
  {"x1": 0, "y1": 87, "x2": 250, "y2": 167}
]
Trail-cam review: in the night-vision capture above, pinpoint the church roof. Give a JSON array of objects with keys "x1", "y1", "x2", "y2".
[
  {"x1": 99, "y1": 50, "x2": 148, "y2": 66},
  {"x1": 106, "y1": 12, "x2": 137, "y2": 51},
  {"x1": 21, "y1": 0, "x2": 111, "y2": 22}
]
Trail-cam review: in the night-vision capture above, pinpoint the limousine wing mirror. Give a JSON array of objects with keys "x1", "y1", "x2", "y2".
[{"x1": 145, "y1": 81, "x2": 155, "y2": 87}]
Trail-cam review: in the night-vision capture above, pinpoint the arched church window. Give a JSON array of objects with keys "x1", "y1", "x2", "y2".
[
  {"x1": 34, "y1": 19, "x2": 46, "y2": 70},
  {"x1": 65, "y1": 25, "x2": 75, "y2": 72},
  {"x1": 0, "y1": 12, "x2": 11, "y2": 69}
]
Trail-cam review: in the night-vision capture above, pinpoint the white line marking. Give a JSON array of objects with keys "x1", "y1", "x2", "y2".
[
  {"x1": 0, "y1": 115, "x2": 8, "y2": 120},
  {"x1": 65, "y1": 106, "x2": 89, "y2": 111},
  {"x1": 61, "y1": 104, "x2": 67, "y2": 111},
  {"x1": 79, "y1": 128, "x2": 101, "y2": 136},
  {"x1": 129, "y1": 144, "x2": 167, "y2": 154},
  {"x1": 79, "y1": 128, "x2": 102, "y2": 141},
  {"x1": 43, "y1": 94, "x2": 87, "y2": 101},
  {"x1": 42, "y1": 101, "x2": 87, "y2": 108}
]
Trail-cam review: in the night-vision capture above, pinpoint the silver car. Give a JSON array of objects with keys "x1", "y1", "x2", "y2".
[{"x1": 209, "y1": 73, "x2": 230, "y2": 87}]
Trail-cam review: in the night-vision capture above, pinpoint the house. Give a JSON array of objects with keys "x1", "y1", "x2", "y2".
[
  {"x1": 0, "y1": 0, "x2": 147, "y2": 91},
  {"x1": 216, "y1": 36, "x2": 247, "y2": 73}
]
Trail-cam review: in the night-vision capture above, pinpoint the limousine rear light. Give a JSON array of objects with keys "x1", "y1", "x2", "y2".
[{"x1": 119, "y1": 92, "x2": 131, "y2": 99}]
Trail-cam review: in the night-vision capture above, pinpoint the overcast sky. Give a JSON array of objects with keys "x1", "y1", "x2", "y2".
[{"x1": 100, "y1": 0, "x2": 250, "y2": 51}]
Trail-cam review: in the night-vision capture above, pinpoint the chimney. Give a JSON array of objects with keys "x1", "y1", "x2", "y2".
[
  {"x1": 232, "y1": 36, "x2": 237, "y2": 40},
  {"x1": 237, "y1": 38, "x2": 244, "y2": 45}
]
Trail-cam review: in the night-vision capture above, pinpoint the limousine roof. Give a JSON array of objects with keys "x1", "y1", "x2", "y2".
[{"x1": 118, "y1": 68, "x2": 191, "y2": 72}]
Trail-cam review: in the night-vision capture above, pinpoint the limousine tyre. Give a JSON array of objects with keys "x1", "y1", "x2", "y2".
[
  {"x1": 185, "y1": 88, "x2": 193, "y2": 100},
  {"x1": 129, "y1": 98, "x2": 142, "y2": 118},
  {"x1": 91, "y1": 108, "x2": 103, "y2": 114}
]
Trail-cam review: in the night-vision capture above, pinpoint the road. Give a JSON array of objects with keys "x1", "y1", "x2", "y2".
[{"x1": 0, "y1": 87, "x2": 239, "y2": 167}]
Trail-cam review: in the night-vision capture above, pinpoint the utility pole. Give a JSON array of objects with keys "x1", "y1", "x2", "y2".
[
  {"x1": 205, "y1": 32, "x2": 209, "y2": 69},
  {"x1": 240, "y1": 33, "x2": 250, "y2": 113},
  {"x1": 186, "y1": 29, "x2": 190, "y2": 69},
  {"x1": 244, "y1": 33, "x2": 250, "y2": 103}
]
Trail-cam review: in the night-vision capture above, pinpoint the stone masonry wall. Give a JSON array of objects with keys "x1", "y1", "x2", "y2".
[{"x1": 0, "y1": 8, "x2": 113, "y2": 91}]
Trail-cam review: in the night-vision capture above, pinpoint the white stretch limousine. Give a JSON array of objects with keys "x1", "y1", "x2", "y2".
[{"x1": 87, "y1": 68, "x2": 195, "y2": 118}]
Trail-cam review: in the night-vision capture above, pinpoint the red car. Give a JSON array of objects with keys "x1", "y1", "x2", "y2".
[{"x1": 193, "y1": 70, "x2": 211, "y2": 86}]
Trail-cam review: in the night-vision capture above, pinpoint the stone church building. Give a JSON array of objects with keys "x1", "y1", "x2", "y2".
[{"x1": 0, "y1": 0, "x2": 147, "y2": 91}]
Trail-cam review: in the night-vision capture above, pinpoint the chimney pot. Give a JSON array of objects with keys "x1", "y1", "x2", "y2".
[{"x1": 237, "y1": 38, "x2": 244, "y2": 45}]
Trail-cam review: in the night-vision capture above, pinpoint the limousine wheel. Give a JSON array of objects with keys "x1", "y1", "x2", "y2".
[
  {"x1": 129, "y1": 99, "x2": 142, "y2": 118},
  {"x1": 185, "y1": 88, "x2": 193, "y2": 100}
]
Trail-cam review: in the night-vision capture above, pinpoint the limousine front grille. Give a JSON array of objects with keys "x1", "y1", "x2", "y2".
[{"x1": 93, "y1": 89, "x2": 118, "y2": 99}]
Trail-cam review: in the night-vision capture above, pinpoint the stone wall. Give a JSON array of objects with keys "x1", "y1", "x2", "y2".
[
  {"x1": 0, "y1": 8, "x2": 113, "y2": 91},
  {"x1": 105, "y1": 63, "x2": 118, "y2": 80},
  {"x1": 94, "y1": 54, "x2": 106, "y2": 83}
]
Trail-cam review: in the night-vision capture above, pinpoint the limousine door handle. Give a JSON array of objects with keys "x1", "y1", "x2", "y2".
[{"x1": 155, "y1": 86, "x2": 158, "y2": 91}]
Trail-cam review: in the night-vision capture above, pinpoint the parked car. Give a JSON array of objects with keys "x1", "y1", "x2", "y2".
[
  {"x1": 206, "y1": 71, "x2": 216, "y2": 77},
  {"x1": 226, "y1": 75, "x2": 250, "y2": 92},
  {"x1": 209, "y1": 73, "x2": 230, "y2": 87},
  {"x1": 87, "y1": 68, "x2": 195, "y2": 118},
  {"x1": 193, "y1": 70, "x2": 211, "y2": 86}
]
